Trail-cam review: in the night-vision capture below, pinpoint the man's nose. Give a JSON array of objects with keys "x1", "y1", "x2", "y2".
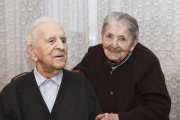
[{"x1": 56, "y1": 38, "x2": 65, "y2": 50}]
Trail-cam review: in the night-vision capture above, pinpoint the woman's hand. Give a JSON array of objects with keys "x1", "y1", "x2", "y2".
[{"x1": 95, "y1": 113, "x2": 119, "y2": 120}]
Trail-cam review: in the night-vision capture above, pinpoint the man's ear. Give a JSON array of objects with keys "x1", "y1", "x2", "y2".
[
  {"x1": 130, "y1": 38, "x2": 139, "y2": 51},
  {"x1": 26, "y1": 44, "x2": 38, "y2": 62}
]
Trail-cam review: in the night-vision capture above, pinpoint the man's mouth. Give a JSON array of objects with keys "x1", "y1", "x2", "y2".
[{"x1": 54, "y1": 55, "x2": 64, "y2": 60}]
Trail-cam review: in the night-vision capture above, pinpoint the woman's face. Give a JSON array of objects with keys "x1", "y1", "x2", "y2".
[{"x1": 102, "y1": 24, "x2": 138, "y2": 62}]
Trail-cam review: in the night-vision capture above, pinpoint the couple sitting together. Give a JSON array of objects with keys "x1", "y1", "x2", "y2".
[{"x1": 0, "y1": 12, "x2": 171, "y2": 120}]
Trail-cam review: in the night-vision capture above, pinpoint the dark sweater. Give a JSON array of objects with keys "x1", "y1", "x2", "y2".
[
  {"x1": 0, "y1": 69, "x2": 102, "y2": 120},
  {"x1": 73, "y1": 43, "x2": 171, "y2": 120}
]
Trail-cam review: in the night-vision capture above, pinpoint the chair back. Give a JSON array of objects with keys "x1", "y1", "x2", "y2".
[{"x1": 11, "y1": 70, "x2": 85, "y2": 81}]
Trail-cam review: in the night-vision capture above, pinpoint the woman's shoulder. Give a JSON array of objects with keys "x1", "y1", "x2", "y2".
[
  {"x1": 134, "y1": 43, "x2": 158, "y2": 60},
  {"x1": 88, "y1": 44, "x2": 103, "y2": 52}
]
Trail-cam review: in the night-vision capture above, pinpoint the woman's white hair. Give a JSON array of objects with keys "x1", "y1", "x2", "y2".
[
  {"x1": 25, "y1": 17, "x2": 59, "y2": 45},
  {"x1": 101, "y1": 11, "x2": 139, "y2": 43}
]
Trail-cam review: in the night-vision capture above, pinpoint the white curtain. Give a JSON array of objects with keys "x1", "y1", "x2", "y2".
[
  {"x1": 0, "y1": 0, "x2": 180, "y2": 119},
  {"x1": 0, "y1": 0, "x2": 42, "y2": 90}
]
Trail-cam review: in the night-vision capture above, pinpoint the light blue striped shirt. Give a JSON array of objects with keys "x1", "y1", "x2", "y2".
[
  {"x1": 111, "y1": 52, "x2": 132, "y2": 71},
  {"x1": 33, "y1": 67, "x2": 63, "y2": 113}
]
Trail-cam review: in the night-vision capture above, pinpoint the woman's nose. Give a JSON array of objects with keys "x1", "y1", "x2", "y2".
[{"x1": 112, "y1": 39, "x2": 118, "y2": 48}]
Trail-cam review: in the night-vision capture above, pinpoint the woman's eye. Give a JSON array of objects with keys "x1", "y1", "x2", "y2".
[
  {"x1": 107, "y1": 35, "x2": 112, "y2": 38},
  {"x1": 122, "y1": 38, "x2": 126, "y2": 41},
  {"x1": 119, "y1": 37, "x2": 126, "y2": 42}
]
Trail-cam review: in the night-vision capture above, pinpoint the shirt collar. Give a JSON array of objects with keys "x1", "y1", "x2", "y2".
[
  {"x1": 33, "y1": 66, "x2": 62, "y2": 87},
  {"x1": 110, "y1": 51, "x2": 133, "y2": 71}
]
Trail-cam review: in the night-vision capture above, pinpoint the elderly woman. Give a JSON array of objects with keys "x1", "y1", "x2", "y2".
[{"x1": 73, "y1": 12, "x2": 171, "y2": 120}]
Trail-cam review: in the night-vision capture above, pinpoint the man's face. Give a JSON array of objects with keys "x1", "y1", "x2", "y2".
[
  {"x1": 103, "y1": 24, "x2": 137, "y2": 63},
  {"x1": 34, "y1": 22, "x2": 67, "y2": 72}
]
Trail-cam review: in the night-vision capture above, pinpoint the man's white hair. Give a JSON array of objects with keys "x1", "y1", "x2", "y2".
[{"x1": 25, "y1": 17, "x2": 60, "y2": 45}]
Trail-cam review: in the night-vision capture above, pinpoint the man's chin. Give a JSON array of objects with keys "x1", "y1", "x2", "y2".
[{"x1": 53, "y1": 63, "x2": 66, "y2": 70}]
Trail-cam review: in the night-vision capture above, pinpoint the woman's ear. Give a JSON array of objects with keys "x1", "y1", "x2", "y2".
[
  {"x1": 130, "y1": 38, "x2": 139, "y2": 51},
  {"x1": 26, "y1": 44, "x2": 38, "y2": 62}
]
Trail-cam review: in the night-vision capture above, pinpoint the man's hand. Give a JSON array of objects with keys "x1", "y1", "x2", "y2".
[{"x1": 95, "y1": 113, "x2": 119, "y2": 120}]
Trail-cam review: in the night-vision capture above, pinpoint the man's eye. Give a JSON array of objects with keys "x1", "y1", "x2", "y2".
[
  {"x1": 49, "y1": 39, "x2": 54, "y2": 42},
  {"x1": 61, "y1": 38, "x2": 66, "y2": 43}
]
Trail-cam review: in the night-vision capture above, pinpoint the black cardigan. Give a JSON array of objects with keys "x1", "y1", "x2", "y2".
[
  {"x1": 74, "y1": 43, "x2": 171, "y2": 120},
  {"x1": 0, "y1": 69, "x2": 102, "y2": 120}
]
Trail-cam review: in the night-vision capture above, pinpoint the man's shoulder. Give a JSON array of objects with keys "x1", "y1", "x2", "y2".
[
  {"x1": 11, "y1": 71, "x2": 33, "y2": 84},
  {"x1": 62, "y1": 69, "x2": 95, "y2": 92},
  {"x1": 63, "y1": 69, "x2": 87, "y2": 80},
  {"x1": 62, "y1": 69, "x2": 90, "y2": 84},
  {"x1": 1, "y1": 72, "x2": 32, "y2": 96}
]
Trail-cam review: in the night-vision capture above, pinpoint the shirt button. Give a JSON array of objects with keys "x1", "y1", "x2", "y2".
[
  {"x1": 110, "y1": 91, "x2": 113, "y2": 95},
  {"x1": 110, "y1": 71, "x2": 112, "y2": 75},
  {"x1": 49, "y1": 93, "x2": 52, "y2": 96}
]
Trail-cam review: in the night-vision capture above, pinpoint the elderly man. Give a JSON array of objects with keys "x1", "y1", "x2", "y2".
[
  {"x1": 73, "y1": 12, "x2": 171, "y2": 120},
  {"x1": 0, "y1": 17, "x2": 102, "y2": 120}
]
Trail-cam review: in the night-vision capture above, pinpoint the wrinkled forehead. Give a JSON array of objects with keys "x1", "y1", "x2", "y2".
[
  {"x1": 105, "y1": 23, "x2": 131, "y2": 35},
  {"x1": 39, "y1": 22, "x2": 66, "y2": 39}
]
